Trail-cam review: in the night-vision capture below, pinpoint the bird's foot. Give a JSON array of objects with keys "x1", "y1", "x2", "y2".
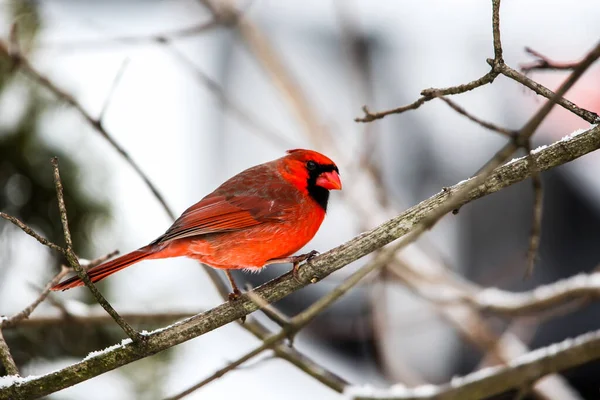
[
  {"x1": 228, "y1": 289, "x2": 242, "y2": 301},
  {"x1": 227, "y1": 289, "x2": 246, "y2": 323},
  {"x1": 291, "y1": 250, "x2": 319, "y2": 282}
]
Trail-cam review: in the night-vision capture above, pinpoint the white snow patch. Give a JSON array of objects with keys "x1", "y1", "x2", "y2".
[
  {"x1": 455, "y1": 177, "x2": 474, "y2": 186},
  {"x1": 83, "y1": 338, "x2": 133, "y2": 361},
  {"x1": 343, "y1": 384, "x2": 440, "y2": 399},
  {"x1": 0, "y1": 374, "x2": 41, "y2": 388},
  {"x1": 560, "y1": 125, "x2": 595, "y2": 142},
  {"x1": 140, "y1": 318, "x2": 187, "y2": 336},
  {"x1": 531, "y1": 144, "x2": 547, "y2": 154}
]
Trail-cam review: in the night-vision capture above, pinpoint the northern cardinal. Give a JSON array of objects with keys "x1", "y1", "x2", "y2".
[{"x1": 51, "y1": 149, "x2": 341, "y2": 299}]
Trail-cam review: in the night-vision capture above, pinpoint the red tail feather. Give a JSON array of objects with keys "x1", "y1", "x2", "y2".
[{"x1": 51, "y1": 246, "x2": 154, "y2": 291}]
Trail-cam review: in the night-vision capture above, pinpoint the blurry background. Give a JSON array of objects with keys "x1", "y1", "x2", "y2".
[{"x1": 1, "y1": 0, "x2": 600, "y2": 399}]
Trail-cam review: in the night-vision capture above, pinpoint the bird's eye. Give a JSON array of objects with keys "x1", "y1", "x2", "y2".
[{"x1": 306, "y1": 161, "x2": 317, "y2": 171}]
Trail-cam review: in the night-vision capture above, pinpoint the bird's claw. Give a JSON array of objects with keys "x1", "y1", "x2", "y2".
[
  {"x1": 292, "y1": 250, "x2": 319, "y2": 282},
  {"x1": 227, "y1": 289, "x2": 246, "y2": 323},
  {"x1": 228, "y1": 289, "x2": 242, "y2": 302}
]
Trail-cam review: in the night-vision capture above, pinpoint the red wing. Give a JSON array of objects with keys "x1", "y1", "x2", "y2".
[{"x1": 154, "y1": 195, "x2": 287, "y2": 244}]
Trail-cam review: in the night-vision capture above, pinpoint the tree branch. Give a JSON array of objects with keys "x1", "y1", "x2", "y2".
[
  {"x1": 2, "y1": 123, "x2": 599, "y2": 399},
  {"x1": 344, "y1": 329, "x2": 600, "y2": 400}
]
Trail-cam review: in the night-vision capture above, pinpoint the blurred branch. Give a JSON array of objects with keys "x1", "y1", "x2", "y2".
[
  {"x1": 51, "y1": 157, "x2": 141, "y2": 342},
  {"x1": 471, "y1": 272, "x2": 600, "y2": 316},
  {"x1": 521, "y1": 47, "x2": 589, "y2": 73},
  {"x1": 388, "y1": 261, "x2": 576, "y2": 400},
  {"x1": 41, "y1": 20, "x2": 225, "y2": 51},
  {"x1": 0, "y1": 40, "x2": 176, "y2": 221},
  {"x1": 0, "y1": 330, "x2": 18, "y2": 376},
  {"x1": 2, "y1": 122, "x2": 600, "y2": 398},
  {"x1": 345, "y1": 329, "x2": 600, "y2": 400},
  {"x1": 3, "y1": 311, "x2": 195, "y2": 330},
  {"x1": 98, "y1": 57, "x2": 130, "y2": 122}
]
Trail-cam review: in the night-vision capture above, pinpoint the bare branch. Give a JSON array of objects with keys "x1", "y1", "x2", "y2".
[
  {"x1": 521, "y1": 47, "x2": 587, "y2": 73},
  {"x1": 50, "y1": 157, "x2": 141, "y2": 342}
]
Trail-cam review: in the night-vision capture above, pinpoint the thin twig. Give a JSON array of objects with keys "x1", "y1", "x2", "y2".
[
  {"x1": 438, "y1": 96, "x2": 517, "y2": 138},
  {"x1": 491, "y1": 61, "x2": 600, "y2": 124},
  {"x1": 98, "y1": 57, "x2": 130, "y2": 122},
  {"x1": 51, "y1": 157, "x2": 141, "y2": 342},
  {"x1": 0, "y1": 330, "x2": 18, "y2": 376},
  {"x1": 0, "y1": 41, "x2": 176, "y2": 221},
  {"x1": 521, "y1": 47, "x2": 586, "y2": 73},
  {"x1": 0, "y1": 212, "x2": 65, "y2": 254}
]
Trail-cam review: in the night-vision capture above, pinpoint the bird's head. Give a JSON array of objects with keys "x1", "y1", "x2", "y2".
[{"x1": 280, "y1": 149, "x2": 341, "y2": 211}]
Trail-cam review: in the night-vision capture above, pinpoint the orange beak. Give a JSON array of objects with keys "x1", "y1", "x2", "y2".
[{"x1": 316, "y1": 170, "x2": 342, "y2": 190}]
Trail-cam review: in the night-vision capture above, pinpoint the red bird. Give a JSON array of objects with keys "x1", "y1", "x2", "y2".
[{"x1": 51, "y1": 149, "x2": 341, "y2": 299}]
